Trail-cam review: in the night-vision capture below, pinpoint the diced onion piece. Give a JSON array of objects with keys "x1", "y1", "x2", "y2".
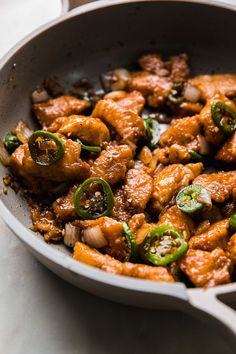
[
  {"x1": 64, "y1": 223, "x2": 81, "y2": 248},
  {"x1": 31, "y1": 88, "x2": 49, "y2": 103},
  {"x1": 111, "y1": 68, "x2": 131, "y2": 91},
  {"x1": 0, "y1": 140, "x2": 10, "y2": 166},
  {"x1": 154, "y1": 163, "x2": 164, "y2": 176},
  {"x1": 197, "y1": 188, "x2": 212, "y2": 208},
  {"x1": 138, "y1": 146, "x2": 153, "y2": 165},
  {"x1": 13, "y1": 120, "x2": 32, "y2": 143},
  {"x1": 197, "y1": 134, "x2": 211, "y2": 155},
  {"x1": 184, "y1": 84, "x2": 200, "y2": 103},
  {"x1": 82, "y1": 225, "x2": 108, "y2": 248}
]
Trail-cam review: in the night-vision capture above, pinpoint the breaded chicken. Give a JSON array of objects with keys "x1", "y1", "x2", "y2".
[
  {"x1": 76, "y1": 217, "x2": 126, "y2": 261},
  {"x1": 216, "y1": 131, "x2": 236, "y2": 163},
  {"x1": 159, "y1": 115, "x2": 201, "y2": 147},
  {"x1": 179, "y1": 248, "x2": 231, "y2": 287},
  {"x1": 73, "y1": 241, "x2": 174, "y2": 282},
  {"x1": 189, "y1": 74, "x2": 236, "y2": 100},
  {"x1": 138, "y1": 54, "x2": 165, "y2": 75},
  {"x1": 227, "y1": 234, "x2": 236, "y2": 265},
  {"x1": 105, "y1": 90, "x2": 145, "y2": 114},
  {"x1": 33, "y1": 96, "x2": 90, "y2": 127},
  {"x1": 169, "y1": 53, "x2": 190, "y2": 83},
  {"x1": 157, "y1": 205, "x2": 195, "y2": 240},
  {"x1": 10, "y1": 138, "x2": 90, "y2": 183},
  {"x1": 152, "y1": 163, "x2": 203, "y2": 211},
  {"x1": 53, "y1": 185, "x2": 78, "y2": 221},
  {"x1": 127, "y1": 71, "x2": 172, "y2": 108},
  {"x1": 92, "y1": 99, "x2": 145, "y2": 144},
  {"x1": 47, "y1": 115, "x2": 110, "y2": 146},
  {"x1": 193, "y1": 171, "x2": 236, "y2": 203},
  {"x1": 124, "y1": 168, "x2": 153, "y2": 211},
  {"x1": 91, "y1": 144, "x2": 133, "y2": 185},
  {"x1": 189, "y1": 219, "x2": 230, "y2": 251}
]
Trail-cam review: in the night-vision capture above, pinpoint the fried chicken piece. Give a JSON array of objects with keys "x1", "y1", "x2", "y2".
[
  {"x1": 105, "y1": 90, "x2": 145, "y2": 114},
  {"x1": 227, "y1": 234, "x2": 236, "y2": 265},
  {"x1": 157, "y1": 205, "x2": 195, "y2": 240},
  {"x1": 92, "y1": 99, "x2": 145, "y2": 144},
  {"x1": 138, "y1": 54, "x2": 165, "y2": 75},
  {"x1": 73, "y1": 241, "x2": 174, "y2": 282},
  {"x1": 179, "y1": 248, "x2": 231, "y2": 288},
  {"x1": 91, "y1": 144, "x2": 133, "y2": 185},
  {"x1": 198, "y1": 92, "x2": 235, "y2": 145},
  {"x1": 154, "y1": 144, "x2": 190, "y2": 165},
  {"x1": 31, "y1": 206, "x2": 62, "y2": 242},
  {"x1": 215, "y1": 131, "x2": 236, "y2": 163},
  {"x1": 111, "y1": 188, "x2": 133, "y2": 222},
  {"x1": 33, "y1": 96, "x2": 90, "y2": 127},
  {"x1": 152, "y1": 163, "x2": 203, "y2": 211},
  {"x1": 189, "y1": 219, "x2": 230, "y2": 251},
  {"x1": 159, "y1": 116, "x2": 201, "y2": 147},
  {"x1": 189, "y1": 74, "x2": 236, "y2": 100},
  {"x1": 193, "y1": 171, "x2": 236, "y2": 203},
  {"x1": 47, "y1": 115, "x2": 110, "y2": 146},
  {"x1": 76, "y1": 217, "x2": 127, "y2": 261},
  {"x1": 177, "y1": 102, "x2": 203, "y2": 117},
  {"x1": 127, "y1": 71, "x2": 172, "y2": 108},
  {"x1": 53, "y1": 185, "x2": 78, "y2": 221},
  {"x1": 124, "y1": 168, "x2": 153, "y2": 211},
  {"x1": 128, "y1": 214, "x2": 152, "y2": 245},
  {"x1": 169, "y1": 53, "x2": 190, "y2": 83},
  {"x1": 10, "y1": 138, "x2": 90, "y2": 183}
]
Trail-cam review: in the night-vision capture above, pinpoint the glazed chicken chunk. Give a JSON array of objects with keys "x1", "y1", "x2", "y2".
[
  {"x1": 193, "y1": 171, "x2": 236, "y2": 203},
  {"x1": 104, "y1": 90, "x2": 145, "y2": 114},
  {"x1": 179, "y1": 248, "x2": 231, "y2": 288},
  {"x1": 216, "y1": 131, "x2": 236, "y2": 163},
  {"x1": 124, "y1": 168, "x2": 153, "y2": 211},
  {"x1": 47, "y1": 115, "x2": 110, "y2": 146},
  {"x1": 127, "y1": 72, "x2": 172, "y2": 108},
  {"x1": 152, "y1": 163, "x2": 203, "y2": 211},
  {"x1": 73, "y1": 242, "x2": 174, "y2": 282},
  {"x1": 189, "y1": 219, "x2": 230, "y2": 252},
  {"x1": 92, "y1": 98, "x2": 145, "y2": 144},
  {"x1": 10, "y1": 138, "x2": 90, "y2": 183},
  {"x1": 189, "y1": 74, "x2": 236, "y2": 100},
  {"x1": 33, "y1": 96, "x2": 90, "y2": 127},
  {"x1": 91, "y1": 144, "x2": 133, "y2": 185},
  {"x1": 157, "y1": 205, "x2": 195, "y2": 240}
]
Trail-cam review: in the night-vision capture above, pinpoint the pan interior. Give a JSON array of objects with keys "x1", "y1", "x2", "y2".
[{"x1": 0, "y1": 0, "x2": 236, "y2": 258}]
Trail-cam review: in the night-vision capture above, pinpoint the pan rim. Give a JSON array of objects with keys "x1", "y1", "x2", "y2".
[{"x1": 0, "y1": 0, "x2": 236, "y2": 298}]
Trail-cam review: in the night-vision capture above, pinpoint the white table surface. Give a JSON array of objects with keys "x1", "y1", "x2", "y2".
[{"x1": 0, "y1": 1, "x2": 235, "y2": 353}]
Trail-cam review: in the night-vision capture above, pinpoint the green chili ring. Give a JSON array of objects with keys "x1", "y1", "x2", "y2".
[
  {"x1": 144, "y1": 118, "x2": 160, "y2": 149},
  {"x1": 28, "y1": 130, "x2": 65, "y2": 166},
  {"x1": 76, "y1": 139, "x2": 101, "y2": 153},
  {"x1": 74, "y1": 177, "x2": 114, "y2": 220},
  {"x1": 229, "y1": 212, "x2": 236, "y2": 231},
  {"x1": 122, "y1": 223, "x2": 139, "y2": 262},
  {"x1": 142, "y1": 225, "x2": 188, "y2": 266},
  {"x1": 168, "y1": 82, "x2": 184, "y2": 105},
  {"x1": 176, "y1": 184, "x2": 212, "y2": 214},
  {"x1": 4, "y1": 133, "x2": 22, "y2": 154},
  {"x1": 211, "y1": 101, "x2": 236, "y2": 134},
  {"x1": 188, "y1": 150, "x2": 205, "y2": 161}
]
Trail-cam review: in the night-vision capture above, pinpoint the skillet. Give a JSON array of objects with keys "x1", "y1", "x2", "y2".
[{"x1": 0, "y1": 0, "x2": 235, "y2": 344}]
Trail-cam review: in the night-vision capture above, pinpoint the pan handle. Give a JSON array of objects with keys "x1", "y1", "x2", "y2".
[{"x1": 188, "y1": 287, "x2": 236, "y2": 335}]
